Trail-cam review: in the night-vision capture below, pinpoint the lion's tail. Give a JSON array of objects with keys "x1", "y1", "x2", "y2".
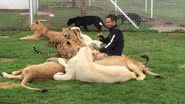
[
  {"x1": 140, "y1": 54, "x2": 149, "y2": 65},
  {"x1": 33, "y1": 46, "x2": 56, "y2": 57},
  {"x1": 143, "y1": 68, "x2": 161, "y2": 78},
  {"x1": 21, "y1": 82, "x2": 48, "y2": 93}
]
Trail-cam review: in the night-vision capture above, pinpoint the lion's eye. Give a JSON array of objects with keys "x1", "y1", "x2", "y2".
[
  {"x1": 64, "y1": 33, "x2": 71, "y2": 39},
  {"x1": 64, "y1": 34, "x2": 68, "y2": 37}
]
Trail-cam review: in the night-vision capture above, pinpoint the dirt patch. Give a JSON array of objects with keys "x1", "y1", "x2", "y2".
[
  {"x1": 0, "y1": 36, "x2": 10, "y2": 39},
  {"x1": 179, "y1": 64, "x2": 185, "y2": 69},
  {"x1": 0, "y1": 58, "x2": 16, "y2": 62},
  {"x1": 0, "y1": 82, "x2": 19, "y2": 89},
  {"x1": 20, "y1": 11, "x2": 54, "y2": 16},
  {"x1": 150, "y1": 19, "x2": 185, "y2": 32}
]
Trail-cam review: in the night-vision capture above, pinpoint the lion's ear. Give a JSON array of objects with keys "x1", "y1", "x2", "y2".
[
  {"x1": 71, "y1": 27, "x2": 81, "y2": 32},
  {"x1": 71, "y1": 28, "x2": 81, "y2": 38},
  {"x1": 73, "y1": 30, "x2": 80, "y2": 36},
  {"x1": 74, "y1": 29, "x2": 80, "y2": 34}
]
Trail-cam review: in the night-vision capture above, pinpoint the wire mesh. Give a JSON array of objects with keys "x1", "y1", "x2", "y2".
[{"x1": 0, "y1": 0, "x2": 184, "y2": 31}]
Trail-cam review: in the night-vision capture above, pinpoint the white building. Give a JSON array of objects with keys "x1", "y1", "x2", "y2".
[
  {"x1": 0, "y1": 0, "x2": 38, "y2": 10},
  {"x1": 0, "y1": 0, "x2": 30, "y2": 9}
]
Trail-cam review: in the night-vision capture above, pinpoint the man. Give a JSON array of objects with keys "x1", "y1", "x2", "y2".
[{"x1": 96, "y1": 14, "x2": 124, "y2": 59}]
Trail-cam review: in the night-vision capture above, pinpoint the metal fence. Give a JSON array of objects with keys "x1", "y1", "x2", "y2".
[{"x1": 0, "y1": 0, "x2": 184, "y2": 32}]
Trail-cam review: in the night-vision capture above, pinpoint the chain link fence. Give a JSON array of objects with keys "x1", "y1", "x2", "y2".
[
  {"x1": 0, "y1": 0, "x2": 184, "y2": 32},
  {"x1": 35, "y1": 0, "x2": 116, "y2": 31}
]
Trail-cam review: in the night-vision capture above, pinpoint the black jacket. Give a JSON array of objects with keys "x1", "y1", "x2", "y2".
[{"x1": 99, "y1": 25, "x2": 124, "y2": 56}]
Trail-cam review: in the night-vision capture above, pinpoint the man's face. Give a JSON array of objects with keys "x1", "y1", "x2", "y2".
[{"x1": 105, "y1": 18, "x2": 116, "y2": 28}]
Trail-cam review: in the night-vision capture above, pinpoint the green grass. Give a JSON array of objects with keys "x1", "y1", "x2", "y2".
[
  {"x1": 0, "y1": 31, "x2": 185, "y2": 104},
  {"x1": 0, "y1": 10, "x2": 30, "y2": 31}
]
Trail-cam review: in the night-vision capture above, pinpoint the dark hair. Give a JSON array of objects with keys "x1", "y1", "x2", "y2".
[{"x1": 106, "y1": 14, "x2": 117, "y2": 22}]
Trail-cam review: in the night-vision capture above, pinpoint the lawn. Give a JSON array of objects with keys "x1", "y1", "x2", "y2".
[{"x1": 0, "y1": 31, "x2": 185, "y2": 104}]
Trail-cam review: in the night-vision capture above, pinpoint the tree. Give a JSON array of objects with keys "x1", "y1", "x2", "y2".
[
  {"x1": 72, "y1": 0, "x2": 77, "y2": 7},
  {"x1": 80, "y1": 0, "x2": 87, "y2": 16}
]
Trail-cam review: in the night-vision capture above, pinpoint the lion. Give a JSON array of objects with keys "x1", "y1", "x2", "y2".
[
  {"x1": 48, "y1": 27, "x2": 102, "y2": 49},
  {"x1": 48, "y1": 27, "x2": 82, "y2": 48},
  {"x1": 56, "y1": 40, "x2": 86, "y2": 59},
  {"x1": 1, "y1": 59, "x2": 65, "y2": 92},
  {"x1": 20, "y1": 20, "x2": 61, "y2": 40},
  {"x1": 53, "y1": 40, "x2": 161, "y2": 80},
  {"x1": 33, "y1": 27, "x2": 89, "y2": 57},
  {"x1": 54, "y1": 46, "x2": 136, "y2": 83},
  {"x1": 94, "y1": 55, "x2": 160, "y2": 80}
]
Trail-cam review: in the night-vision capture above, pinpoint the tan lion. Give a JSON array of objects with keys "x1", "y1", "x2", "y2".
[
  {"x1": 20, "y1": 20, "x2": 61, "y2": 40},
  {"x1": 49, "y1": 27, "x2": 82, "y2": 48},
  {"x1": 1, "y1": 60, "x2": 65, "y2": 92},
  {"x1": 49, "y1": 27, "x2": 102, "y2": 49},
  {"x1": 94, "y1": 55, "x2": 160, "y2": 80},
  {"x1": 33, "y1": 27, "x2": 86, "y2": 57}
]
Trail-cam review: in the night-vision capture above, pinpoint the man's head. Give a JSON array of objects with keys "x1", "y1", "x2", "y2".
[{"x1": 105, "y1": 14, "x2": 117, "y2": 28}]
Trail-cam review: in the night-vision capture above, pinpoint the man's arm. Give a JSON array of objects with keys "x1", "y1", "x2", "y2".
[{"x1": 99, "y1": 30, "x2": 122, "y2": 53}]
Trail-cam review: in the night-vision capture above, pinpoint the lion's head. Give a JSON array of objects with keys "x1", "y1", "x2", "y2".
[
  {"x1": 49, "y1": 27, "x2": 82, "y2": 48},
  {"x1": 31, "y1": 20, "x2": 46, "y2": 32},
  {"x1": 61, "y1": 27, "x2": 81, "y2": 41},
  {"x1": 56, "y1": 40, "x2": 83, "y2": 59}
]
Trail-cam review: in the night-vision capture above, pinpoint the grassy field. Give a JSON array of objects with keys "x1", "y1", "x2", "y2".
[{"x1": 0, "y1": 31, "x2": 185, "y2": 104}]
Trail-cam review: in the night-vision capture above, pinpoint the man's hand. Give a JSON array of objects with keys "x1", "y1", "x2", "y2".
[
  {"x1": 92, "y1": 50, "x2": 100, "y2": 56},
  {"x1": 96, "y1": 32, "x2": 104, "y2": 40}
]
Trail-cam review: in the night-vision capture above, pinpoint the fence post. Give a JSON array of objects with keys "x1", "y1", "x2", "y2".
[
  {"x1": 89, "y1": 0, "x2": 91, "y2": 7},
  {"x1": 80, "y1": 0, "x2": 87, "y2": 16},
  {"x1": 145, "y1": 0, "x2": 147, "y2": 13},
  {"x1": 115, "y1": 0, "x2": 117, "y2": 12},
  {"x1": 151, "y1": 0, "x2": 153, "y2": 18},
  {"x1": 29, "y1": 0, "x2": 33, "y2": 25},
  {"x1": 36, "y1": 0, "x2": 39, "y2": 10},
  {"x1": 110, "y1": 0, "x2": 139, "y2": 29}
]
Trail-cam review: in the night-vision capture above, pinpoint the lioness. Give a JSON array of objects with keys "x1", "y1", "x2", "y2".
[
  {"x1": 20, "y1": 20, "x2": 61, "y2": 40},
  {"x1": 54, "y1": 47, "x2": 136, "y2": 83},
  {"x1": 55, "y1": 40, "x2": 161, "y2": 80},
  {"x1": 1, "y1": 60, "x2": 65, "y2": 92},
  {"x1": 94, "y1": 55, "x2": 160, "y2": 80}
]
